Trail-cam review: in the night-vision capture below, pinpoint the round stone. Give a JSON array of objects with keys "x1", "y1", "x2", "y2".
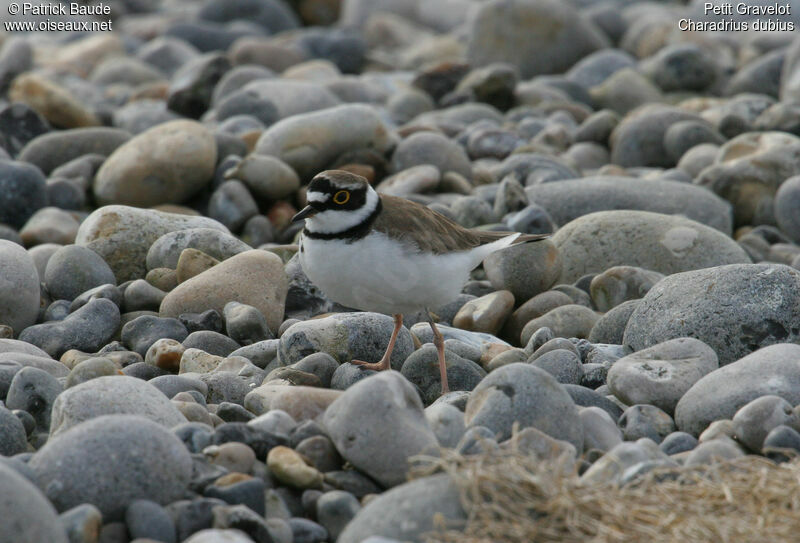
[
  {"x1": 29, "y1": 415, "x2": 193, "y2": 520},
  {"x1": 0, "y1": 240, "x2": 40, "y2": 333},
  {"x1": 94, "y1": 120, "x2": 216, "y2": 207},
  {"x1": 775, "y1": 175, "x2": 800, "y2": 244},
  {"x1": 483, "y1": 240, "x2": 561, "y2": 303},
  {"x1": 0, "y1": 159, "x2": 47, "y2": 229},
  {"x1": 44, "y1": 245, "x2": 116, "y2": 301},
  {"x1": 0, "y1": 462, "x2": 68, "y2": 543}
]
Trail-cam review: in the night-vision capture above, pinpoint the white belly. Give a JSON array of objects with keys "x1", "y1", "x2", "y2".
[{"x1": 299, "y1": 231, "x2": 476, "y2": 315}]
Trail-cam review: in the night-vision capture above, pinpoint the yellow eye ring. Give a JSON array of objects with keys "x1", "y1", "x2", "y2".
[{"x1": 333, "y1": 190, "x2": 350, "y2": 205}]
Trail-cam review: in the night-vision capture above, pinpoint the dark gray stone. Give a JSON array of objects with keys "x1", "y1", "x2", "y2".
[
  {"x1": 126, "y1": 499, "x2": 177, "y2": 543},
  {"x1": 400, "y1": 345, "x2": 486, "y2": 405},
  {"x1": 121, "y1": 315, "x2": 189, "y2": 357},
  {"x1": 5, "y1": 366, "x2": 62, "y2": 432}
]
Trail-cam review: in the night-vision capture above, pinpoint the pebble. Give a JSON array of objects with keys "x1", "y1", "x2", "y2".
[
  {"x1": 579, "y1": 406, "x2": 623, "y2": 452},
  {"x1": 76, "y1": 205, "x2": 228, "y2": 282},
  {"x1": 0, "y1": 462, "x2": 69, "y2": 543},
  {"x1": 322, "y1": 371, "x2": 439, "y2": 487},
  {"x1": 502, "y1": 290, "x2": 573, "y2": 343},
  {"x1": 49, "y1": 375, "x2": 187, "y2": 437},
  {"x1": 254, "y1": 104, "x2": 394, "y2": 179},
  {"x1": 520, "y1": 304, "x2": 600, "y2": 346},
  {"x1": 683, "y1": 437, "x2": 745, "y2": 467},
  {"x1": 552, "y1": 210, "x2": 750, "y2": 284},
  {"x1": 337, "y1": 474, "x2": 464, "y2": 543},
  {"x1": 696, "y1": 131, "x2": 800, "y2": 226},
  {"x1": 589, "y1": 266, "x2": 664, "y2": 312},
  {"x1": 18, "y1": 128, "x2": 129, "y2": 176},
  {"x1": 607, "y1": 337, "x2": 719, "y2": 415},
  {"x1": 731, "y1": 395, "x2": 799, "y2": 452},
  {"x1": 122, "y1": 315, "x2": 189, "y2": 357},
  {"x1": 205, "y1": 475, "x2": 266, "y2": 515},
  {"x1": 483, "y1": 239, "x2": 561, "y2": 303},
  {"x1": 580, "y1": 440, "x2": 671, "y2": 485},
  {"x1": 176, "y1": 248, "x2": 220, "y2": 283},
  {"x1": 296, "y1": 435, "x2": 342, "y2": 473},
  {"x1": 588, "y1": 299, "x2": 640, "y2": 345},
  {"x1": 9, "y1": 73, "x2": 100, "y2": 128},
  {"x1": 65, "y1": 357, "x2": 120, "y2": 388},
  {"x1": 609, "y1": 105, "x2": 701, "y2": 167},
  {"x1": 225, "y1": 155, "x2": 300, "y2": 202},
  {"x1": 530, "y1": 348, "x2": 584, "y2": 385},
  {"x1": 146, "y1": 228, "x2": 251, "y2": 271},
  {"x1": 208, "y1": 181, "x2": 258, "y2": 233},
  {"x1": 618, "y1": 404, "x2": 675, "y2": 443},
  {"x1": 19, "y1": 207, "x2": 80, "y2": 247},
  {"x1": 0, "y1": 240, "x2": 40, "y2": 333},
  {"x1": 279, "y1": 312, "x2": 414, "y2": 368},
  {"x1": 60, "y1": 503, "x2": 103, "y2": 543},
  {"x1": 391, "y1": 131, "x2": 472, "y2": 180},
  {"x1": 675, "y1": 344, "x2": 800, "y2": 436},
  {"x1": 401, "y1": 344, "x2": 486, "y2": 404},
  {"x1": 289, "y1": 518, "x2": 328, "y2": 543},
  {"x1": 224, "y1": 302, "x2": 274, "y2": 345},
  {"x1": 267, "y1": 445, "x2": 324, "y2": 489},
  {"x1": 292, "y1": 353, "x2": 339, "y2": 388},
  {"x1": 126, "y1": 499, "x2": 177, "y2": 543},
  {"x1": 160, "y1": 250, "x2": 288, "y2": 334},
  {"x1": 624, "y1": 264, "x2": 800, "y2": 365},
  {"x1": 659, "y1": 431, "x2": 698, "y2": 456},
  {"x1": 467, "y1": 0, "x2": 607, "y2": 78},
  {"x1": 763, "y1": 425, "x2": 800, "y2": 461},
  {"x1": 19, "y1": 298, "x2": 120, "y2": 359},
  {"x1": 245, "y1": 385, "x2": 342, "y2": 421},
  {"x1": 44, "y1": 244, "x2": 116, "y2": 301},
  {"x1": 29, "y1": 415, "x2": 192, "y2": 520},
  {"x1": 424, "y1": 402, "x2": 466, "y2": 448},
  {"x1": 464, "y1": 363, "x2": 583, "y2": 450},
  {"x1": 775, "y1": 175, "x2": 800, "y2": 244},
  {"x1": 0, "y1": 404, "x2": 28, "y2": 455},
  {"x1": 184, "y1": 331, "x2": 240, "y2": 358}
]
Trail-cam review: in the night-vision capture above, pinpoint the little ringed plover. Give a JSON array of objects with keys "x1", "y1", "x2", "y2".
[{"x1": 292, "y1": 170, "x2": 548, "y2": 395}]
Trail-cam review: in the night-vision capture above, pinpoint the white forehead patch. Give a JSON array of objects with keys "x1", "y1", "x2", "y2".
[{"x1": 307, "y1": 191, "x2": 329, "y2": 204}]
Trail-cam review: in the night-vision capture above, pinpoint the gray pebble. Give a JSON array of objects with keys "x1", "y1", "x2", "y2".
[
  {"x1": 126, "y1": 499, "x2": 176, "y2": 543},
  {"x1": 121, "y1": 315, "x2": 189, "y2": 357},
  {"x1": 619, "y1": 404, "x2": 675, "y2": 444}
]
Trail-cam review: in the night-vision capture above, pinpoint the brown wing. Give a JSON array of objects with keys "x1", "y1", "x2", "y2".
[{"x1": 374, "y1": 195, "x2": 549, "y2": 255}]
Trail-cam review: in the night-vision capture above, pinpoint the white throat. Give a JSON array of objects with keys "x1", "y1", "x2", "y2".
[{"x1": 305, "y1": 186, "x2": 380, "y2": 234}]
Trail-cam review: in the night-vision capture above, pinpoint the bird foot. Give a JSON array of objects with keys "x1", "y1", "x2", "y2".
[{"x1": 351, "y1": 359, "x2": 391, "y2": 371}]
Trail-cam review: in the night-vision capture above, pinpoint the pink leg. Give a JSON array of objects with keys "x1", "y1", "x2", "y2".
[
  {"x1": 427, "y1": 312, "x2": 450, "y2": 394},
  {"x1": 351, "y1": 314, "x2": 403, "y2": 371}
]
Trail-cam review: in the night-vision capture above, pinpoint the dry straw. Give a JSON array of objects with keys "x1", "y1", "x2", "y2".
[{"x1": 414, "y1": 446, "x2": 800, "y2": 543}]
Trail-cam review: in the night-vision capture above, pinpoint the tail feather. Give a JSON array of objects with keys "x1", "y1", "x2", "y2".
[{"x1": 476, "y1": 230, "x2": 550, "y2": 246}]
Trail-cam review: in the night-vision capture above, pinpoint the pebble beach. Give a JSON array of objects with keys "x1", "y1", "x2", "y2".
[{"x1": 1, "y1": 0, "x2": 800, "y2": 541}]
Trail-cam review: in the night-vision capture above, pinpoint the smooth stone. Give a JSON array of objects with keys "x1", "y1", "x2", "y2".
[
  {"x1": 530, "y1": 348, "x2": 583, "y2": 385},
  {"x1": 239, "y1": 79, "x2": 339, "y2": 120},
  {"x1": 400, "y1": 344, "x2": 486, "y2": 404},
  {"x1": 0, "y1": 160, "x2": 46, "y2": 229},
  {"x1": 697, "y1": 131, "x2": 800, "y2": 226},
  {"x1": 279, "y1": 312, "x2": 413, "y2": 369},
  {"x1": 292, "y1": 353, "x2": 338, "y2": 388},
  {"x1": 204, "y1": 476, "x2": 266, "y2": 516},
  {"x1": 456, "y1": 426, "x2": 498, "y2": 456},
  {"x1": 29, "y1": 415, "x2": 192, "y2": 520},
  {"x1": 579, "y1": 406, "x2": 623, "y2": 452},
  {"x1": 483, "y1": 240, "x2": 561, "y2": 305},
  {"x1": 589, "y1": 68, "x2": 662, "y2": 115},
  {"x1": 44, "y1": 245, "x2": 116, "y2": 301},
  {"x1": 166, "y1": 52, "x2": 231, "y2": 118},
  {"x1": 322, "y1": 371, "x2": 439, "y2": 487},
  {"x1": 624, "y1": 264, "x2": 800, "y2": 365},
  {"x1": 659, "y1": 431, "x2": 698, "y2": 456},
  {"x1": 618, "y1": 404, "x2": 675, "y2": 443},
  {"x1": 94, "y1": 120, "x2": 216, "y2": 207},
  {"x1": 641, "y1": 43, "x2": 717, "y2": 92},
  {"x1": 329, "y1": 363, "x2": 376, "y2": 391},
  {"x1": 580, "y1": 440, "x2": 670, "y2": 485},
  {"x1": 207, "y1": 181, "x2": 258, "y2": 233},
  {"x1": 520, "y1": 304, "x2": 600, "y2": 345},
  {"x1": 464, "y1": 363, "x2": 583, "y2": 449},
  {"x1": 183, "y1": 331, "x2": 240, "y2": 358},
  {"x1": 76, "y1": 205, "x2": 228, "y2": 282},
  {"x1": 166, "y1": 497, "x2": 228, "y2": 542},
  {"x1": 60, "y1": 503, "x2": 103, "y2": 543},
  {"x1": 8, "y1": 73, "x2": 100, "y2": 128},
  {"x1": 424, "y1": 402, "x2": 466, "y2": 448},
  {"x1": 0, "y1": 405, "x2": 27, "y2": 455},
  {"x1": 588, "y1": 299, "x2": 640, "y2": 345},
  {"x1": 0, "y1": 462, "x2": 69, "y2": 543},
  {"x1": 124, "y1": 280, "x2": 167, "y2": 313},
  {"x1": 122, "y1": 315, "x2": 189, "y2": 357},
  {"x1": 675, "y1": 344, "x2": 800, "y2": 436},
  {"x1": 49, "y1": 375, "x2": 186, "y2": 437},
  {"x1": 502, "y1": 290, "x2": 573, "y2": 343},
  {"x1": 228, "y1": 337, "x2": 278, "y2": 368},
  {"x1": 19, "y1": 207, "x2": 79, "y2": 247},
  {"x1": 175, "y1": 248, "x2": 219, "y2": 283},
  {"x1": 6, "y1": 366, "x2": 62, "y2": 431},
  {"x1": 683, "y1": 437, "x2": 745, "y2": 467},
  {"x1": 376, "y1": 165, "x2": 440, "y2": 196},
  {"x1": 607, "y1": 338, "x2": 719, "y2": 415},
  {"x1": 315, "y1": 490, "x2": 360, "y2": 542},
  {"x1": 391, "y1": 132, "x2": 472, "y2": 180},
  {"x1": 551, "y1": 210, "x2": 750, "y2": 284},
  {"x1": 763, "y1": 425, "x2": 800, "y2": 460},
  {"x1": 147, "y1": 228, "x2": 251, "y2": 271},
  {"x1": 0, "y1": 240, "x2": 40, "y2": 333},
  {"x1": 244, "y1": 385, "x2": 342, "y2": 421},
  {"x1": 19, "y1": 298, "x2": 120, "y2": 359},
  {"x1": 18, "y1": 128, "x2": 129, "y2": 176},
  {"x1": 226, "y1": 155, "x2": 300, "y2": 203},
  {"x1": 126, "y1": 499, "x2": 177, "y2": 543},
  {"x1": 183, "y1": 528, "x2": 256, "y2": 543},
  {"x1": 160, "y1": 250, "x2": 286, "y2": 333},
  {"x1": 731, "y1": 395, "x2": 799, "y2": 452},
  {"x1": 466, "y1": 0, "x2": 608, "y2": 78},
  {"x1": 775, "y1": 175, "x2": 800, "y2": 244},
  {"x1": 288, "y1": 518, "x2": 328, "y2": 543},
  {"x1": 254, "y1": 104, "x2": 394, "y2": 179},
  {"x1": 224, "y1": 302, "x2": 274, "y2": 345},
  {"x1": 609, "y1": 105, "x2": 701, "y2": 167},
  {"x1": 589, "y1": 266, "x2": 664, "y2": 312},
  {"x1": 267, "y1": 445, "x2": 323, "y2": 489}
]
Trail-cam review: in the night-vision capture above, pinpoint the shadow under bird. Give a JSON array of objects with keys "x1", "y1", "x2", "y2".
[{"x1": 292, "y1": 170, "x2": 548, "y2": 395}]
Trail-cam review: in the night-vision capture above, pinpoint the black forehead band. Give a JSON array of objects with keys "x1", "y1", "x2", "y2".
[{"x1": 309, "y1": 176, "x2": 333, "y2": 193}]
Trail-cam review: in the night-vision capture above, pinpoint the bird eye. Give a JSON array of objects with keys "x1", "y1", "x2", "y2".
[{"x1": 333, "y1": 190, "x2": 350, "y2": 205}]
